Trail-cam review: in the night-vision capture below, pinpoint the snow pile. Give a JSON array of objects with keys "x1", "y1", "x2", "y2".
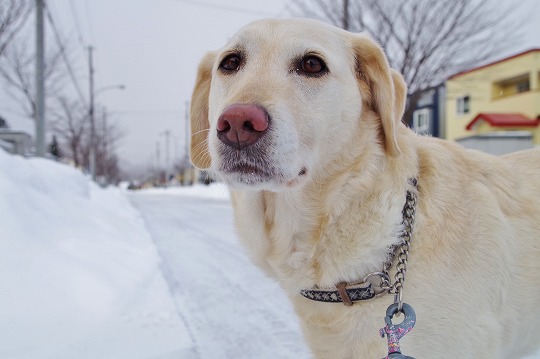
[
  {"x1": 138, "y1": 182, "x2": 230, "y2": 200},
  {"x1": 0, "y1": 150, "x2": 191, "y2": 359}
]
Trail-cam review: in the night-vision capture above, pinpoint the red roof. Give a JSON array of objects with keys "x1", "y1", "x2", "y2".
[
  {"x1": 449, "y1": 48, "x2": 540, "y2": 79},
  {"x1": 466, "y1": 113, "x2": 540, "y2": 130}
]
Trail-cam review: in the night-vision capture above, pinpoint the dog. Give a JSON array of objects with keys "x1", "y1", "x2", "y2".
[{"x1": 189, "y1": 18, "x2": 540, "y2": 358}]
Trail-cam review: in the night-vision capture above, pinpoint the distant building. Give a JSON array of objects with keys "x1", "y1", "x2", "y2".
[
  {"x1": 0, "y1": 129, "x2": 32, "y2": 156},
  {"x1": 411, "y1": 84, "x2": 446, "y2": 138},
  {"x1": 445, "y1": 48, "x2": 540, "y2": 154}
]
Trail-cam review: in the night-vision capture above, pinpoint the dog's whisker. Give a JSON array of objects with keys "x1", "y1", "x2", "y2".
[{"x1": 191, "y1": 128, "x2": 210, "y2": 137}]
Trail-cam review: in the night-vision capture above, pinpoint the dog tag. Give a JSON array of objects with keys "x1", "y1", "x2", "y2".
[{"x1": 379, "y1": 302, "x2": 416, "y2": 359}]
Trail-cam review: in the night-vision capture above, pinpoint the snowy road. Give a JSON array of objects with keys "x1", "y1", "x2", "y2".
[{"x1": 128, "y1": 190, "x2": 312, "y2": 359}]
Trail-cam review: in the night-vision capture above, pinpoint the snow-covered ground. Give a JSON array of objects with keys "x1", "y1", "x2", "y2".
[
  {"x1": 128, "y1": 188, "x2": 309, "y2": 359},
  {"x1": 0, "y1": 149, "x2": 539, "y2": 358},
  {"x1": 0, "y1": 150, "x2": 308, "y2": 359},
  {"x1": 0, "y1": 150, "x2": 192, "y2": 359}
]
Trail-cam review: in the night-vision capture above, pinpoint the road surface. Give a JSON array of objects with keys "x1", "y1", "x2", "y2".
[{"x1": 128, "y1": 191, "x2": 312, "y2": 359}]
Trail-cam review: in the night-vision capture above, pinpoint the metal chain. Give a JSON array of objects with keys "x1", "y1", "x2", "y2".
[
  {"x1": 382, "y1": 179, "x2": 418, "y2": 311},
  {"x1": 301, "y1": 179, "x2": 418, "y2": 307}
]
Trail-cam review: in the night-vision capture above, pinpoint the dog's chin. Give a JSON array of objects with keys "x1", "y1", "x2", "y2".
[{"x1": 218, "y1": 164, "x2": 308, "y2": 192}]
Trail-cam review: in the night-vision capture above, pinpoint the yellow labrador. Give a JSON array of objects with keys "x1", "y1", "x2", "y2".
[{"x1": 189, "y1": 18, "x2": 540, "y2": 358}]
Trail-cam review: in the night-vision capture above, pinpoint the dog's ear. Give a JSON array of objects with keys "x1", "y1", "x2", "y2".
[
  {"x1": 352, "y1": 34, "x2": 406, "y2": 157},
  {"x1": 190, "y1": 51, "x2": 216, "y2": 169},
  {"x1": 390, "y1": 69, "x2": 407, "y2": 132}
]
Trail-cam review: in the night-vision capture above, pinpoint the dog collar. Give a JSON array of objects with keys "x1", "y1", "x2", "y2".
[{"x1": 300, "y1": 178, "x2": 418, "y2": 306}]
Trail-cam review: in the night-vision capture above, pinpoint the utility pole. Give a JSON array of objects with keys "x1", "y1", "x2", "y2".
[
  {"x1": 342, "y1": 0, "x2": 350, "y2": 31},
  {"x1": 88, "y1": 46, "x2": 96, "y2": 180},
  {"x1": 102, "y1": 107, "x2": 108, "y2": 166},
  {"x1": 35, "y1": 0, "x2": 46, "y2": 157},
  {"x1": 161, "y1": 130, "x2": 171, "y2": 184},
  {"x1": 155, "y1": 141, "x2": 161, "y2": 174},
  {"x1": 174, "y1": 136, "x2": 179, "y2": 165}
]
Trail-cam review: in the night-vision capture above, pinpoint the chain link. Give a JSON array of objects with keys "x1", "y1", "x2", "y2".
[
  {"x1": 382, "y1": 179, "x2": 417, "y2": 311},
  {"x1": 305, "y1": 179, "x2": 419, "y2": 306}
]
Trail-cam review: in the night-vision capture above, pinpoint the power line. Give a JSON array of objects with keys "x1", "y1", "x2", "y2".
[
  {"x1": 172, "y1": 0, "x2": 277, "y2": 17},
  {"x1": 43, "y1": 1, "x2": 87, "y2": 105},
  {"x1": 35, "y1": 0, "x2": 46, "y2": 157},
  {"x1": 69, "y1": 0, "x2": 86, "y2": 47}
]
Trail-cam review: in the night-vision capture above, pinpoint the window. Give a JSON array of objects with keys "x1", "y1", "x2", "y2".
[
  {"x1": 516, "y1": 80, "x2": 530, "y2": 93},
  {"x1": 492, "y1": 73, "x2": 530, "y2": 98},
  {"x1": 413, "y1": 108, "x2": 430, "y2": 134},
  {"x1": 457, "y1": 95, "x2": 470, "y2": 115}
]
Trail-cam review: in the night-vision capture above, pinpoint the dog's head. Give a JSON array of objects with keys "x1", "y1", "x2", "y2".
[{"x1": 190, "y1": 18, "x2": 406, "y2": 191}]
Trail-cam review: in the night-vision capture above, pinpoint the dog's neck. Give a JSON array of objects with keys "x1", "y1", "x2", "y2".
[{"x1": 230, "y1": 149, "x2": 418, "y2": 297}]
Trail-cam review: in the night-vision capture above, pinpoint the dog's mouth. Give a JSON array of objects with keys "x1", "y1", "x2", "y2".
[
  {"x1": 214, "y1": 123, "x2": 308, "y2": 189},
  {"x1": 227, "y1": 163, "x2": 274, "y2": 184},
  {"x1": 220, "y1": 159, "x2": 274, "y2": 183},
  {"x1": 230, "y1": 163, "x2": 269, "y2": 176},
  {"x1": 285, "y1": 167, "x2": 307, "y2": 187},
  {"x1": 218, "y1": 156, "x2": 307, "y2": 189}
]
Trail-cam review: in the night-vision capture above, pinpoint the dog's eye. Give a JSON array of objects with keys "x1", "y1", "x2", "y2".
[
  {"x1": 219, "y1": 54, "x2": 241, "y2": 72},
  {"x1": 298, "y1": 55, "x2": 328, "y2": 76}
]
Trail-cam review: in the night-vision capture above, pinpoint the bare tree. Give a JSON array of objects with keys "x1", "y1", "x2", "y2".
[
  {"x1": 51, "y1": 96, "x2": 88, "y2": 167},
  {"x1": 52, "y1": 101, "x2": 124, "y2": 183},
  {"x1": 0, "y1": 1, "x2": 125, "y2": 183},
  {"x1": 93, "y1": 107, "x2": 124, "y2": 184},
  {"x1": 0, "y1": 37, "x2": 66, "y2": 120},
  {"x1": 51, "y1": 100, "x2": 123, "y2": 177},
  {"x1": 289, "y1": 0, "x2": 520, "y2": 125},
  {"x1": 0, "y1": 0, "x2": 33, "y2": 58}
]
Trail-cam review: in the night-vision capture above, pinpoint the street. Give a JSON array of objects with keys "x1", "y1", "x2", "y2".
[{"x1": 128, "y1": 191, "x2": 312, "y2": 359}]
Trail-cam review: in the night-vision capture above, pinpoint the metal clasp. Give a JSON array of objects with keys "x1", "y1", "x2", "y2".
[
  {"x1": 380, "y1": 302, "x2": 416, "y2": 359},
  {"x1": 362, "y1": 271, "x2": 391, "y2": 297}
]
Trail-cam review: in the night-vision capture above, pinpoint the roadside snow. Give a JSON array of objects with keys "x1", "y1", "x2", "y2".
[
  {"x1": 138, "y1": 182, "x2": 230, "y2": 200},
  {"x1": 0, "y1": 150, "x2": 192, "y2": 359}
]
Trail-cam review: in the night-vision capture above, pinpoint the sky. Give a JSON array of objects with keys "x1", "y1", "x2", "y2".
[{"x1": 1, "y1": 0, "x2": 539, "y2": 177}]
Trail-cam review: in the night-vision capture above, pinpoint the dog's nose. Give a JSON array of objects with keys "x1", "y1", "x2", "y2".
[{"x1": 217, "y1": 104, "x2": 269, "y2": 149}]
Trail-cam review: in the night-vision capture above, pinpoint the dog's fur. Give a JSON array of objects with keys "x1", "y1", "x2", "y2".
[{"x1": 189, "y1": 18, "x2": 540, "y2": 358}]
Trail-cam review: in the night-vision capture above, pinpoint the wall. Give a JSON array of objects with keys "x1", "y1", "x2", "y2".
[{"x1": 446, "y1": 50, "x2": 540, "y2": 142}]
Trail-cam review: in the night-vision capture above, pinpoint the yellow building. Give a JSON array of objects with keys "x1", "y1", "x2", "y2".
[{"x1": 446, "y1": 49, "x2": 540, "y2": 151}]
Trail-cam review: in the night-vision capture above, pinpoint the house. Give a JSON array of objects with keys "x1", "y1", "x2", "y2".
[
  {"x1": 0, "y1": 129, "x2": 32, "y2": 156},
  {"x1": 410, "y1": 84, "x2": 446, "y2": 138},
  {"x1": 445, "y1": 48, "x2": 540, "y2": 154}
]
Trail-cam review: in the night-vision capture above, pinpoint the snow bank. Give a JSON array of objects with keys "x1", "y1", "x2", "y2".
[
  {"x1": 138, "y1": 182, "x2": 230, "y2": 200},
  {"x1": 0, "y1": 150, "x2": 191, "y2": 359}
]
